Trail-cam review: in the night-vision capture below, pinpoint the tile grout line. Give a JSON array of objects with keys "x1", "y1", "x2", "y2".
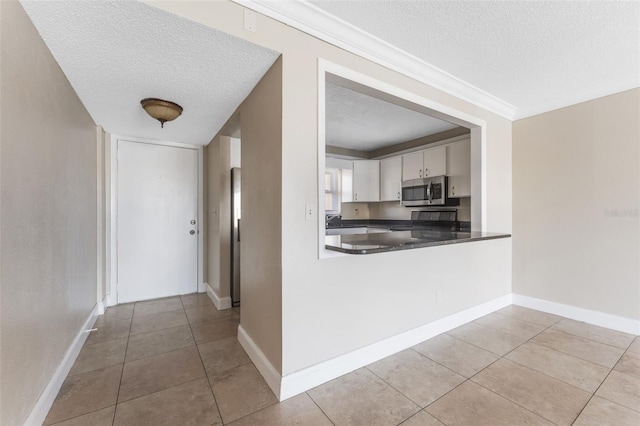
[
  {"x1": 469, "y1": 380, "x2": 561, "y2": 425},
  {"x1": 128, "y1": 321, "x2": 192, "y2": 339},
  {"x1": 569, "y1": 344, "x2": 637, "y2": 424},
  {"x1": 365, "y1": 342, "x2": 515, "y2": 424},
  {"x1": 433, "y1": 312, "x2": 637, "y2": 425},
  {"x1": 50, "y1": 302, "x2": 635, "y2": 425},
  {"x1": 364, "y1": 365, "x2": 426, "y2": 410},
  {"x1": 530, "y1": 328, "x2": 628, "y2": 368},
  {"x1": 417, "y1": 314, "x2": 566, "y2": 425},
  {"x1": 131, "y1": 307, "x2": 185, "y2": 319},
  {"x1": 591, "y1": 393, "x2": 640, "y2": 415},
  {"x1": 467, "y1": 319, "x2": 564, "y2": 424},
  {"x1": 111, "y1": 306, "x2": 134, "y2": 426},
  {"x1": 394, "y1": 410, "x2": 431, "y2": 426},
  {"x1": 111, "y1": 298, "x2": 225, "y2": 421},
  {"x1": 113, "y1": 300, "x2": 214, "y2": 419},
  {"x1": 408, "y1": 345, "x2": 485, "y2": 379},
  {"x1": 438, "y1": 332, "x2": 505, "y2": 358},
  {"x1": 190, "y1": 304, "x2": 281, "y2": 425},
  {"x1": 364, "y1": 312, "x2": 566, "y2": 425},
  {"x1": 305, "y1": 391, "x2": 338, "y2": 426},
  {"x1": 546, "y1": 325, "x2": 635, "y2": 352},
  {"x1": 44, "y1": 302, "x2": 134, "y2": 425},
  {"x1": 183, "y1": 296, "x2": 226, "y2": 425},
  {"x1": 123, "y1": 339, "x2": 198, "y2": 365},
  {"x1": 221, "y1": 398, "x2": 280, "y2": 426},
  {"x1": 84, "y1": 319, "x2": 132, "y2": 347},
  {"x1": 468, "y1": 317, "x2": 593, "y2": 426}
]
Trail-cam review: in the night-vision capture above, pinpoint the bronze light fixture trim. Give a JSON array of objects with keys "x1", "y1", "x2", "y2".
[{"x1": 140, "y1": 98, "x2": 183, "y2": 128}]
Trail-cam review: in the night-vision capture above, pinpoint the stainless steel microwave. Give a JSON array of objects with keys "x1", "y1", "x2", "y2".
[{"x1": 401, "y1": 176, "x2": 459, "y2": 207}]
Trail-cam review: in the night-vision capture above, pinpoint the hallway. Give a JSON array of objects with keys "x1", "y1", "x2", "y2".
[{"x1": 44, "y1": 296, "x2": 639, "y2": 425}]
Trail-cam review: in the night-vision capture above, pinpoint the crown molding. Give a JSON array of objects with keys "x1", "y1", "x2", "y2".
[{"x1": 233, "y1": 0, "x2": 517, "y2": 120}]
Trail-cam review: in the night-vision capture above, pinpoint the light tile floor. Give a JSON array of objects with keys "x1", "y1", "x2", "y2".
[{"x1": 44, "y1": 296, "x2": 640, "y2": 425}]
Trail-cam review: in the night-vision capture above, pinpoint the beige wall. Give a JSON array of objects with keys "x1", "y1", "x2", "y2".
[
  {"x1": 239, "y1": 58, "x2": 283, "y2": 372},
  {"x1": 205, "y1": 134, "x2": 234, "y2": 299},
  {"x1": 513, "y1": 89, "x2": 640, "y2": 320},
  {"x1": 279, "y1": 37, "x2": 511, "y2": 374},
  {"x1": 155, "y1": 0, "x2": 512, "y2": 378},
  {"x1": 0, "y1": 2, "x2": 98, "y2": 424},
  {"x1": 205, "y1": 135, "x2": 220, "y2": 295},
  {"x1": 205, "y1": 58, "x2": 283, "y2": 372}
]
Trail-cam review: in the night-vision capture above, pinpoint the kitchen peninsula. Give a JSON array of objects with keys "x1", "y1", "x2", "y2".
[
  {"x1": 326, "y1": 227, "x2": 510, "y2": 254},
  {"x1": 325, "y1": 213, "x2": 510, "y2": 254}
]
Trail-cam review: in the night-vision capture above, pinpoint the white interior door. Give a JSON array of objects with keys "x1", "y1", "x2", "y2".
[{"x1": 117, "y1": 140, "x2": 198, "y2": 303}]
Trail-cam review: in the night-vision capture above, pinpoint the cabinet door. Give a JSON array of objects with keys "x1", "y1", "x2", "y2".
[
  {"x1": 380, "y1": 157, "x2": 402, "y2": 202},
  {"x1": 447, "y1": 139, "x2": 470, "y2": 197},
  {"x1": 402, "y1": 151, "x2": 423, "y2": 180},
  {"x1": 423, "y1": 145, "x2": 447, "y2": 177},
  {"x1": 352, "y1": 160, "x2": 380, "y2": 202}
]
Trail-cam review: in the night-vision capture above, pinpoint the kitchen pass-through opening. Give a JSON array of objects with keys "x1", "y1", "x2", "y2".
[{"x1": 317, "y1": 59, "x2": 487, "y2": 258}]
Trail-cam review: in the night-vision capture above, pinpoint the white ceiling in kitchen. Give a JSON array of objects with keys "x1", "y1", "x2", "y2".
[
  {"x1": 20, "y1": 0, "x2": 280, "y2": 146},
  {"x1": 326, "y1": 82, "x2": 459, "y2": 151}
]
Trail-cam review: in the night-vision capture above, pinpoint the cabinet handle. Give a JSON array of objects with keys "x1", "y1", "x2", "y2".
[
  {"x1": 452, "y1": 186, "x2": 455, "y2": 196},
  {"x1": 355, "y1": 193, "x2": 357, "y2": 201},
  {"x1": 397, "y1": 191, "x2": 400, "y2": 200},
  {"x1": 419, "y1": 169, "x2": 423, "y2": 178},
  {"x1": 425, "y1": 168, "x2": 429, "y2": 176}
]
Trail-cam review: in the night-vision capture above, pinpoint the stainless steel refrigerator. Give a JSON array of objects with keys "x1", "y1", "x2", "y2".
[{"x1": 230, "y1": 167, "x2": 241, "y2": 307}]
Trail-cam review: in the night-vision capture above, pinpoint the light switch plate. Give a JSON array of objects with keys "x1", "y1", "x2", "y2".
[
  {"x1": 305, "y1": 203, "x2": 316, "y2": 221},
  {"x1": 244, "y1": 9, "x2": 256, "y2": 32}
]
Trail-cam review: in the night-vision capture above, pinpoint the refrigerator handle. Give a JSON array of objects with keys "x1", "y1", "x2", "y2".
[{"x1": 237, "y1": 219, "x2": 240, "y2": 242}]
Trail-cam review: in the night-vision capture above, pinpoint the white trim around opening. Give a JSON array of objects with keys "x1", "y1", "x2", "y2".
[{"x1": 316, "y1": 58, "x2": 488, "y2": 259}]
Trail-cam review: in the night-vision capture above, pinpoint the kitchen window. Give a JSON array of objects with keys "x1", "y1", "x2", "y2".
[
  {"x1": 325, "y1": 167, "x2": 352, "y2": 214},
  {"x1": 325, "y1": 168, "x2": 340, "y2": 214}
]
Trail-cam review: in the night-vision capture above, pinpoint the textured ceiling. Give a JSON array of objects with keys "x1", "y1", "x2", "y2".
[
  {"x1": 326, "y1": 82, "x2": 458, "y2": 151},
  {"x1": 20, "y1": 0, "x2": 280, "y2": 145},
  {"x1": 310, "y1": 0, "x2": 640, "y2": 118}
]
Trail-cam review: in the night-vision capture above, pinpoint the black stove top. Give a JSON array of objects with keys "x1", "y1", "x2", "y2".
[{"x1": 392, "y1": 209, "x2": 460, "y2": 231}]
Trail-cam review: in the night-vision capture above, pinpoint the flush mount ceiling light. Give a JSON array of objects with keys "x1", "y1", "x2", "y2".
[{"x1": 140, "y1": 98, "x2": 183, "y2": 128}]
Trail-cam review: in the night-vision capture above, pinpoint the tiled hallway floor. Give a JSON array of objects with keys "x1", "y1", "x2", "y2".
[{"x1": 45, "y1": 296, "x2": 640, "y2": 425}]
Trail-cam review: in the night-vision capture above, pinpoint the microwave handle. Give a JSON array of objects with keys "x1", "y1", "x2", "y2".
[{"x1": 426, "y1": 182, "x2": 432, "y2": 201}]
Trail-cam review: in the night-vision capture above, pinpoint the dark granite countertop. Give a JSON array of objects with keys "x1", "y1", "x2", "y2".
[
  {"x1": 325, "y1": 229, "x2": 511, "y2": 254},
  {"x1": 327, "y1": 219, "x2": 472, "y2": 232}
]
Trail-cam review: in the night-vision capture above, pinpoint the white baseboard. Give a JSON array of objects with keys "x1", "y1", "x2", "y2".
[
  {"x1": 513, "y1": 294, "x2": 640, "y2": 335},
  {"x1": 279, "y1": 293, "x2": 512, "y2": 400},
  {"x1": 97, "y1": 296, "x2": 108, "y2": 315},
  {"x1": 25, "y1": 303, "x2": 100, "y2": 426},
  {"x1": 237, "y1": 325, "x2": 283, "y2": 399},
  {"x1": 105, "y1": 293, "x2": 117, "y2": 307},
  {"x1": 235, "y1": 293, "x2": 511, "y2": 402},
  {"x1": 232, "y1": 292, "x2": 639, "y2": 404},
  {"x1": 206, "y1": 282, "x2": 232, "y2": 310}
]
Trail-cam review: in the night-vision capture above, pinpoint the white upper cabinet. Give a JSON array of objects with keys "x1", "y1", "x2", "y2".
[
  {"x1": 380, "y1": 156, "x2": 402, "y2": 202},
  {"x1": 423, "y1": 146, "x2": 447, "y2": 177},
  {"x1": 402, "y1": 151, "x2": 424, "y2": 180},
  {"x1": 402, "y1": 145, "x2": 447, "y2": 180},
  {"x1": 352, "y1": 160, "x2": 380, "y2": 202},
  {"x1": 447, "y1": 138, "x2": 471, "y2": 197}
]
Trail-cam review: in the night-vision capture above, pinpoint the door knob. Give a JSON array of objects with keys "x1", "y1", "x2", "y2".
[{"x1": 189, "y1": 230, "x2": 195, "y2": 235}]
